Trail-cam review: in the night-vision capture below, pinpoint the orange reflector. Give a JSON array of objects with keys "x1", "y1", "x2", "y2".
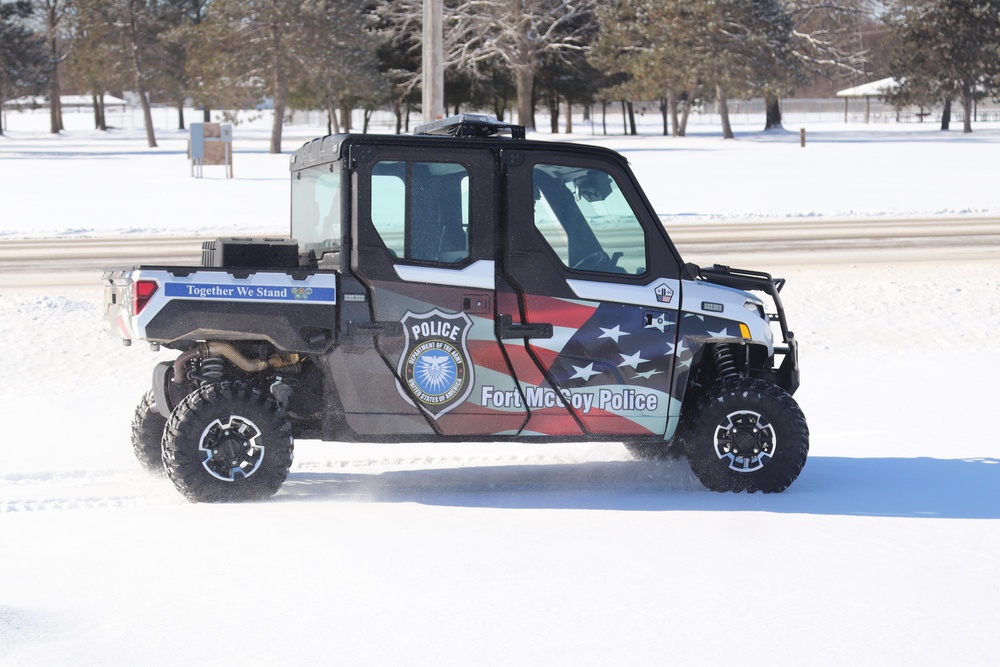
[{"x1": 739, "y1": 323, "x2": 751, "y2": 339}]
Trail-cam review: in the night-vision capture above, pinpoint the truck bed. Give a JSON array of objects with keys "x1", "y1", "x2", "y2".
[{"x1": 104, "y1": 266, "x2": 339, "y2": 352}]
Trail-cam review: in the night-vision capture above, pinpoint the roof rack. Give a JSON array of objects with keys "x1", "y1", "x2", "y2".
[{"x1": 413, "y1": 114, "x2": 526, "y2": 139}]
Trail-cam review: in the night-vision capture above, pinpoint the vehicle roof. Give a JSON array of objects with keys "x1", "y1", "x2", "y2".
[{"x1": 289, "y1": 130, "x2": 630, "y2": 172}]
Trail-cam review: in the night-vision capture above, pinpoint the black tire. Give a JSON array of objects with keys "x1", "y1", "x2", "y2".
[
  {"x1": 162, "y1": 382, "x2": 293, "y2": 503},
  {"x1": 624, "y1": 440, "x2": 685, "y2": 461},
  {"x1": 131, "y1": 391, "x2": 168, "y2": 475},
  {"x1": 681, "y1": 377, "x2": 808, "y2": 493}
]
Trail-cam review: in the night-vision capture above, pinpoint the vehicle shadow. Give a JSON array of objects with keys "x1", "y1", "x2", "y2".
[{"x1": 277, "y1": 456, "x2": 1000, "y2": 519}]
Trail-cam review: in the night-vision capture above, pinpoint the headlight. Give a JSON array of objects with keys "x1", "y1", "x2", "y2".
[{"x1": 744, "y1": 298, "x2": 766, "y2": 320}]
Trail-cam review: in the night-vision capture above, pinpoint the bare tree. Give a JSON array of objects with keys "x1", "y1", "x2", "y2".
[
  {"x1": 197, "y1": 0, "x2": 380, "y2": 152},
  {"x1": 445, "y1": 0, "x2": 599, "y2": 130},
  {"x1": 764, "y1": 0, "x2": 871, "y2": 129}
]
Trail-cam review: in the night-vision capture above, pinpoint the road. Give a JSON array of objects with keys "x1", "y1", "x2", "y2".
[{"x1": 2, "y1": 216, "x2": 999, "y2": 288}]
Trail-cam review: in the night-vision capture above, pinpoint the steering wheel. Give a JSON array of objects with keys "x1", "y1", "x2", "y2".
[{"x1": 570, "y1": 250, "x2": 610, "y2": 271}]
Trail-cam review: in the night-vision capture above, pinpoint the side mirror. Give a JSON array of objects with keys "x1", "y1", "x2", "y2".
[{"x1": 683, "y1": 262, "x2": 702, "y2": 280}]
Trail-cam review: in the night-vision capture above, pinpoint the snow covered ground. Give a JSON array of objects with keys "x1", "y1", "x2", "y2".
[{"x1": 2, "y1": 110, "x2": 1000, "y2": 665}]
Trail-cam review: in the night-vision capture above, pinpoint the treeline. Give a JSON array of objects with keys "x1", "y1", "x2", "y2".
[{"x1": 2, "y1": 0, "x2": 998, "y2": 145}]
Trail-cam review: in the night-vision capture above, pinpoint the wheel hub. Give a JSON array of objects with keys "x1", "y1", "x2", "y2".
[
  {"x1": 198, "y1": 415, "x2": 265, "y2": 482},
  {"x1": 714, "y1": 410, "x2": 775, "y2": 472}
]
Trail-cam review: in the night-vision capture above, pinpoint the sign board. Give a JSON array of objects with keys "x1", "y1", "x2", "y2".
[{"x1": 189, "y1": 122, "x2": 233, "y2": 178}]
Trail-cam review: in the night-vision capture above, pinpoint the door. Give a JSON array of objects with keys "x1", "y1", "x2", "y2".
[
  {"x1": 345, "y1": 144, "x2": 528, "y2": 437},
  {"x1": 500, "y1": 149, "x2": 684, "y2": 437}
]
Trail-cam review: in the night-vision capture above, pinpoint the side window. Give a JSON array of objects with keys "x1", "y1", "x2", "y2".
[
  {"x1": 371, "y1": 160, "x2": 470, "y2": 264},
  {"x1": 291, "y1": 165, "x2": 341, "y2": 255},
  {"x1": 532, "y1": 164, "x2": 647, "y2": 275}
]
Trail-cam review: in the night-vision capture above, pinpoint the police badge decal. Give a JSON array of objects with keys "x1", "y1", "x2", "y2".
[{"x1": 396, "y1": 310, "x2": 475, "y2": 419}]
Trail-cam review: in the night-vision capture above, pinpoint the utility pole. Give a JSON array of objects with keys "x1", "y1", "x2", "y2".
[{"x1": 422, "y1": 0, "x2": 445, "y2": 123}]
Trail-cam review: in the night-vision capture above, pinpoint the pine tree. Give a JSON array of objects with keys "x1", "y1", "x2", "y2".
[
  {"x1": 594, "y1": 0, "x2": 798, "y2": 139},
  {"x1": 888, "y1": 0, "x2": 1000, "y2": 133},
  {"x1": 0, "y1": 1, "x2": 46, "y2": 135}
]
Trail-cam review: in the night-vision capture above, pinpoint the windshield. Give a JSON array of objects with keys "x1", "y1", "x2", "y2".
[
  {"x1": 291, "y1": 163, "x2": 342, "y2": 256},
  {"x1": 532, "y1": 164, "x2": 647, "y2": 275}
]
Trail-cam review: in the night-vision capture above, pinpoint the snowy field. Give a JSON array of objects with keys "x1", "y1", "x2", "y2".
[{"x1": 1, "y1": 109, "x2": 1000, "y2": 665}]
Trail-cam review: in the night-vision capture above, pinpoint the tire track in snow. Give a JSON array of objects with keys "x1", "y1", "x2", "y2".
[{"x1": 0, "y1": 470, "x2": 181, "y2": 513}]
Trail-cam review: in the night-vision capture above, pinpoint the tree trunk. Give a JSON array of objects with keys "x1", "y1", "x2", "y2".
[
  {"x1": 268, "y1": 21, "x2": 286, "y2": 154},
  {"x1": 493, "y1": 96, "x2": 505, "y2": 122},
  {"x1": 129, "y1": 48, "x2": 157, "y2": 147},
  {"x1": 626, "y1": 101, "x2": 637, "y2": 136},
  {"x1": 764, "y1": 91, "x2": 782, "y2": 130},
  {"x1": 667, "y1": 89, "x2": 680, "y2": 137},
  {"x1": 549, "y1": 93, "x2": 559, "y2": 133},
  {"x1": 659, "y1": 98, "x2": 669, "y2": 136},
  {"x1": 49, "y1": 82, "x2": 63, "y2": 133},
  {"x1": 679, "y1": 86, "x2": 696, "y2": 136},
  {"x1": 134, "y1": 87, "x2": 157, "y2": 148},
  {"x1": 717, "y1": 84, "x2": 734, "y2": 139},
  {"x1": 138, "y1": 88, "x2": 157, "y2": 148},
  {"x1": 46, "y1": 5, "x2": 63, "y2": 134},
  {"x1": 515, "y1": 65, "x2": 535, "y2": 130},
  {"x1": 203, "y1": 108, "x2": 211, "y2": 122},
  {"x1": 92, "y1": 93, "x2": 107, "y2": 131},
  {"x1": 393, "y1": 99, "x2": 403, "y2": 135},
  {"x1": 961, "y1": 87, "x2": 973, "y2": 133},
  {"x1": 125, "y1": 2, "x2": 156, "y2": 148},
  {"x1": 564, "y1": 98, "x2": 572, "y2": 134},
  {"x1": 341, "y1": 103, "x2": 352, "y2": 132},
  {"x1": 621, "y1": 100, "x2": 627, "y2": 134},
  {"x1": 176, "y1": 101, "x2": 185, "y2": 131},
  {"x1": 601, "y1": 100, "x2": 607, "y2": 135},
  {"x1": 328, "y1": 104, "x2": 340, "y2": 134},
  {"x1": 940, "y1": 98, "x2": 951, "y2": 131}
]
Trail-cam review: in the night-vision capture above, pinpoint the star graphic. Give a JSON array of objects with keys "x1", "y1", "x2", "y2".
[
  {"x1": 570, "y1": 363, "x2": 601, "y2": 381},
  {"x1": 675, "y1": 338, "x2": 688, "y2": 356},
  {"x1": 618, "y1": 350, "x2": 649, "y2": 369},
  {"x1": 598, "y1": 325, "x2": 630, "y2": 343},
  {"x1": 707, "y1": 327, "x2": 731, "y2": 338},
  {"x1": 633, "y1": 369, "x2": 663, "y2": 380},
  {"x1": 645, "y1": 314, "x2": 672, "y2": 333}
]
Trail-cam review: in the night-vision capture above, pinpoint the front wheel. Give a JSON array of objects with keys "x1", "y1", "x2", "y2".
[
  {"x1": 162, "y1": 382, "x2": 293, "y2": 502},
  {"x1": 681, "y1": 377, "x2": 808, "y2": 493}
]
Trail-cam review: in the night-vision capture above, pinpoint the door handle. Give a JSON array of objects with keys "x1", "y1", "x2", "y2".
[{"x1": 497, "y1": 314, "x2": 553, "y2": 340}]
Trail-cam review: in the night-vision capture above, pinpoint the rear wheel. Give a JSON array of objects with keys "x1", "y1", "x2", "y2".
[
  {"x1": 681, "y1": 377, "x2": 808, "y2": 493},
  {"x1": 131, "y1": 391, "x2": 167, "y2": 475},
  {"x1": 162, "y1": 382, "x2": 293, "y2": 502}
]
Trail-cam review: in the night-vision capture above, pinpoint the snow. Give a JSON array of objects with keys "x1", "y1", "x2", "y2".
[{"x1": 2, "y1": 109, "x2": 1000, "y2": 665}]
